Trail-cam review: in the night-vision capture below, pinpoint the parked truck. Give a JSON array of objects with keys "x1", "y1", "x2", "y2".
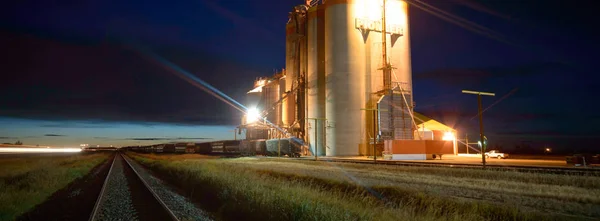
[{"x1": 485, "y1": 150, "x2": 508, "y2": 159}]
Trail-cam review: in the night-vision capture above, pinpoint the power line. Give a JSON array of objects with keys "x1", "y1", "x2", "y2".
[
  {"x1": 470, "y1": 88, "x2": 518, "y2": 120},
  {"x1": 405, "y1": 0, "x2": 516, "y2": 47},
  {"x1": 405, "y1": 0, "x2": 573, "y2": 66},
  {"x1": 413, "y1": 0, "x2": 504, "y2": 37}
]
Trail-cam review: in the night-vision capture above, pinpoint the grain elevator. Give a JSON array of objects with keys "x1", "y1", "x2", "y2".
[{"x1": 239, "y1": 0, "x2": 420, "y2": 157}]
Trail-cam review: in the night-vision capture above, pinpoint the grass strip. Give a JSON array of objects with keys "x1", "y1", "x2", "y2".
[
  {"x1": 0, "y1": 153, "x2": 110, "y2": 221},
  {"x1": 129, "y1": 153, "x2": 565, "y2": 221}
]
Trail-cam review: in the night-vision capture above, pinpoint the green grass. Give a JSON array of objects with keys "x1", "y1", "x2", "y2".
[
  {"x1": 129, "y1": 153, "x2": 600, "y2": 221},
  {"x1": 0, "y1": 153, "x2": 110, "y2": 221}
]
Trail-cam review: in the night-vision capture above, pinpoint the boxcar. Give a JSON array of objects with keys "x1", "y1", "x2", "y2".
[
  {"x1": 210, "y1": 141, "x2": 224, "y2": 153},
  {"x1": 254, "y1": 139, "x2": 267, "y2": 155},
  {"x1": 154, "y1": 144, "x2": 164, "y2": 153},
  {"x1": 265, "y1": 138, "x2": 302, "y2": 157},
  {"x1": 163, "y1": 144, "x2": 176, "y2": 153},
  {"x1": 174, "y1": 143, "x2": 187, "y2": 153},
  {"x1": 194, "y1": 142, "x2": 212, "y2": 154},
  {"x1": 223, "y1": 140, "x2": 241, "y2": 153},
  {"x1": 239, "y1": 140, "x2": 253, "y2": 156}
]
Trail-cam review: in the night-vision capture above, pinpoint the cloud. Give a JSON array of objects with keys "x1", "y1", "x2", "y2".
[
  {"x1": 45, "y1": 134, "x2": 66, "y2": 137},
  {"x1": 175, "y1": 137, "x2": 211, "y2": 140},
  {"x1": 125, "y1": 137, "x2": 211, "y2": 141},
  {"x1": 40, "y1": 123, "x2": 114, "y2": 129}
]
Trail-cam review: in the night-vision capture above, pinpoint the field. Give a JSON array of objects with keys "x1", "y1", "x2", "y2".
[
  {"x1": 128, "y1": 153, "x2": 600, "y2": 221},
  {"x1": 0, "y1": 153, "x2": 110, "y2": 221}
]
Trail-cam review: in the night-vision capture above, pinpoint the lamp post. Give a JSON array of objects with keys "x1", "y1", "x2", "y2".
[{"x1": 462, "y1": 90, "x2": 495, "y2": 168}]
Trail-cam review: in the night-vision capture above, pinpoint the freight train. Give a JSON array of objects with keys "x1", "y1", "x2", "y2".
[{"x1": 123, "y1": 138, "x2": 302, "y2": 157}]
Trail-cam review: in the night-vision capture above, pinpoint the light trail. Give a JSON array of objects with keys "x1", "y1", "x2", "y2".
[
  {"x1": 0, "y1": 147, "x2": 82, "y2": 153},
  {"x1": 132, "y1": 45, "x2": 247, "y2": 114},
  {"x1": 128, "y1": 44, "x2": 292, "y2": 137}
]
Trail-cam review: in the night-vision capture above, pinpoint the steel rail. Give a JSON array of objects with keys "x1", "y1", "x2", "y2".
[
  {"x1": 89, "y1": 154, "x2": 117, "y2": 221},
  {"x1": 121, "y1": 153, "x2": 180, "y2": 221}
]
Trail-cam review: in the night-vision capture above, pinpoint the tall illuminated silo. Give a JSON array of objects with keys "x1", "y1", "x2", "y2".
[
  {"x1": 264, "y1": 78, "x2": 281, "y2": 126},
  {"x1": 284, "y1": 5, "x2": 309, "y2": 139},
  {"x1": 276, "y1": 0, "x2": 413, "y2": 156},
  {"x1": 386, "y1": 0, "x2": 414, "y2": 141},
  {"x1": 323, "y1": 0, "x2": 413, "y2": 156},
  {"x1": 283, "y1": 22, "x2": 297, "y2": 128},
  {"x1": 307, "y1": 5, "x2": 326, "y2": 156},
  {"x1": 324, "y1": 0, "x2": 367, "y2": 156}
]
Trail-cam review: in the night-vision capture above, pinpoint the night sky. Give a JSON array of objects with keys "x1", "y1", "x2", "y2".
[{"x1": 1, "y1": 0, "x2": 598, "y2": 152}]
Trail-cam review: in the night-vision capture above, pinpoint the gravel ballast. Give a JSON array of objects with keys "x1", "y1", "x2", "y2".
[
  {"x1": 94, "y1": 155, "x2": 137, "y2": 221},
  {"x1": 122, "y1": 155, "x2": 212, "y2": 221}
]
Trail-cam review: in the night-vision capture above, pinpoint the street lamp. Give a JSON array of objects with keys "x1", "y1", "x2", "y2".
[
  {"x1": 462, "y1": 90, "x2": 495, "y2": 168},
  {"x1": 442, "y1": 131, "x2": 455, "y2": 141},
  {"x1": 246, "y1": 107, "x2": 261, "y2": 124}
]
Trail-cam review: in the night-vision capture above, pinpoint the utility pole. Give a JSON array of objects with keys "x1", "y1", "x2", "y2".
[
  {"x1": 465, "y1": 133, "x2": 468, "y2": 154},
  {"x1": 462, "y1": 90, "x2": 495, "y2": 168}
]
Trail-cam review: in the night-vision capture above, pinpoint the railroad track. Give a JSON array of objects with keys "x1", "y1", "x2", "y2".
[
  {"x1": 89, "y1": 153, "x2": 179, "y2": 221},
  {"x1": 297, "y1": 158, "x2": 600, "y2": 176}
]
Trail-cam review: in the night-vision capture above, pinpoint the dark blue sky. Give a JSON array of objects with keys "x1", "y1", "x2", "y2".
[{"x1": 1, "y1": 0, "x2": 598, "y2": 151}]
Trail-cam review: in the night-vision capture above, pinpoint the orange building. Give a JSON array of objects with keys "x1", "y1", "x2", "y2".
[{"x1": 383, "y1": 112, "x2": 457, "y2": 160}]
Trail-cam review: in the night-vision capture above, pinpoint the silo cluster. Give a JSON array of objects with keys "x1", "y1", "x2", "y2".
[{"x1": 243, "y1": 0, "x2": 414, "y2": 157}]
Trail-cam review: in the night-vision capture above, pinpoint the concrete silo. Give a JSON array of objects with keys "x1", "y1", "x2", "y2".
[
  {"x1": 278, "y1": 0, "x2": 413, "y2": 156},
  {"x1": 324, "y1": 0, "x2": 413, "y2": 156},
  {"x1": 284, "y1": 4, "x2": 309, "y2": 140},
  {"x1": 307, "y1": 5, "x2": 326, "y2": 156},
  {"x1": 283, "y1": 23, "x2": 297, "y2": 128},
  {"x1": 324, "y1": 0, "x2": 368, "y2": 156}
]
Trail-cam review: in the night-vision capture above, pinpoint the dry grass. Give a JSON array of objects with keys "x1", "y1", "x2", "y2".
[
  {"x1": 0, "y1": 153, "x2": 110, "y2": 221},
  {"x1": 233, "y1": 158, "x2": 600, "y2": 218},
  {"x1": 129, "y1": 153, "x2": 600, "y2": 221}
]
